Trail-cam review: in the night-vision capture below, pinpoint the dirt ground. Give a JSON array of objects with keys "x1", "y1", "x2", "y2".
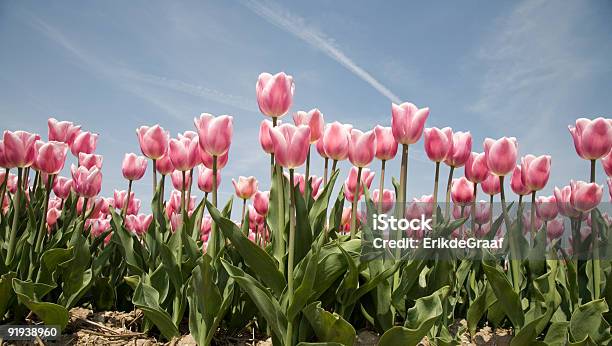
[{"x1": 1, "y1": 309, "x2": 513, "y2": 345}]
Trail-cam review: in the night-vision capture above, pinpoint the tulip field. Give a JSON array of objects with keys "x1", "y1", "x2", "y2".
[{"x1": 0, "y1": 71, "x2": 611, "y2": 345}]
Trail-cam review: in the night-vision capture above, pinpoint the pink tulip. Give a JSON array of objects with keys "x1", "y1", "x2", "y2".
[
  {"x1": 171, "y1": 170, "x2": 192, "y2": 190},
  {"x1": 113, "y1": 190, "x2": 135, "y2": 211},
  {"x1": 71, "y1": 165, "x2": 102, "y2": 198},
  {"x1": 391, "y1": 102, "x2": 430, "y2": 145},
  {"x1": 232, "y1": 176, "x2": 258, "y2": 200},
  {"x1": 168, "y1": 136, "x2": 199, "y2": 171},
  {"x1": 78, "y1": 153, "x2": 103, "y2": 170},
  {"x1": 570, "y1": 180, "x2": 603, "y2": 212},
  {"x1": 348, "y1": 129, "x2": 377, "y2": 167},
  {"x1": 126, "y1": 198, "x2": 141, "y2": 215},
  {"x1": 522, "y1": 212, "x2": 543, "y2": 235},
  {"x1": 53, "y1": 176, "x2": 72, "y2": 199},
  {"x1": 70, "y1": 131, "x2": 98, "y2": 156},
  {"x1": 248, "y1": 205, "x2": 264, "y2": 228},
  {"x1": 46, "y1": 207, "x2": 62, "y2": 230},
  {"x1": 568, "y1": 118, "x2": 612, "y2": 160},
  {"x1": 35, "y1": 141, "x2": 68, "y2": 175},
  {"x1": 104, "y1": 232, "x2": 113, "y2": 246},
  {"x1": 197, "y1": 165, "x2": 221, "y2": 193},
  {"x1": 122, "y1": 153, "x2": 147, "y2": 181},
  {"x1": 554, "y1": 186, "x2": 582, "y2": 218},
  {"x1": 521, "y1": 154, "x2": 551, "y2": 192},
  {"x1": 48, "y1": 118, "x2": 81, "y2": 144},
  {"x1": 451, "y1": 177, "x2": 474, "y2": 206},
  {"x1": 293, "y1": 109, "x2": 324, "y2": 143},
  {"x1": 343, "y1": 167, "x2": 375, "y2": 201},
  {"x1": 315, "y1": 138, "x2": 327, "y2": 158},
  {"x1": 3, "y1": 130, "x2": 38, "y2": 168},
  {"x1": 423, "y1": 127, "x2": 453, "y2": 162},
  {"x1": 170, "y1": 212, "x2": 182, "y2": 232},
  {"x1": 6, "y1": 173, "x2": 19, "y2": 194},
  {"x1": 156, "y1": 152, "x2": 174, "y2": 175},
  {"x1": 414, "y1": 195, "x2": 434, "y2": 219},
  {"x1": 323, "y1": 122, "x2": 351, "y2": 161},
  {"x1": 536, "y1": 195, "x2": 558, "y2": 221},
  {"x1": 481, "y1": 173, "x2": 501, "y2": 196},
  {"x1": 372, "y1": 189, "x2": 395, "y2": 213},
  {"x1": 608, "y1": 178, "x2": 612, "y2": 200},
  {"x1": 602, "y1": 150, "x2": 612, "y2": 177},
  {"x1": 289, "y1": 173, "x2": 323, "y2": 198},
  {"x1": 136, "y1": 125, "x2": 169, "y2": 160},
  {"x1": 125, "y1": 214, "x2": 153, "y2": 236},
  {"x1": 483, "y1": 137, "x2": 518, "y2": 176},
  {"x1": 452, "y1": 204, "x2": 471, "y2": 219},
  {"x1": 374, "y1": 126, "x2": 398, "y2": 161},
  {"x1": 476, "y1": 222, "x2": 491, "y2": 238},
  {"x1": 199, "y1": 147, "x2": 229, "y2": 170},
  {"x1": 465, "y1": 152, "x2": 489, "y2": 184},
  {"x1": 201, "y1": 216, "x2": 212, "y2": 239},
  {"x1": 256, "y1": 72, "x2": 294, "y2": 117},
  {"x1": 194, "y1": 113, "x2": 233, "y2": 157},
  {"x1": 474, "y1": 201, "x2": 491, "y2": 225},
  {"x1": 269, "y1": 124, "x2": 311, "y2": 169},
  {"x1": 89, "y1": 218, "x2": 111, "y2": 238},
  {"x1": 0, "y1": 140, "x2": 8, "y2": 168},
  {"x1": 547, "y1": 218, "x2": 565, "y2": 241},
  {"x1": 166, "y1": 190, "x2": 196, "y2": 218},
  {"x1": 259, "y1": 120, "x2": 275, "y2": 154},
  {"x1": 253, "y1": 190, "x2": 270, "y2": 216},
  {"x1": 444, "y1": 131, "x2": 472, "y2": 168},
  {"x1": 510, "y1": 165, "x2": 530, "y2": 196}
]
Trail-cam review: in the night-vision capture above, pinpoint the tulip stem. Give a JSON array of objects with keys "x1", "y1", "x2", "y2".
[
  {"x1": 499, "y1": 176, "x2": 520, "y2": 293},
  {"x1": 323, "y1": 158, "x2": 329, "y2": 186},
  {"x1": 590, "y1": 159, "x2": 600, "y2": 300},
  {"x1": 152, "y1": 159, "x2": 157, "y2": 194},
  {"x1": 35, "y1": 175, "x2": 55, "y2": 254},
  {"x1": 241, "y1": 199, "x2": 247, "y2": 235},
  {"x1": 209, "y1": 155, "x2": 219, "y2": 259},
  {"x1": 445, "y1": 166, "x2": 455, "y2": 220},
  {"x1": 378, "y1": 160, "x2": 386, "y2": 214},
  {"x1": 0, "y1": 168, "x2": 8, "y2": 224},
  {"x1": 187, "y1": 168, "x2": 194, "y2": 211},
  {"x1": 122, "y1": 180, "x2": 133, "y2": 219},
  {"x1": 181, "y1": 171, "x2": 187, "y2": 218},
  {"x1": 331, "y1": 159, "x2": 338, "y2": 173},
  {"x1": 270, "y1": 153, "x2": 275, "y2": 178},
  {"x1": 530, "y1": 191, "x2": 536, "y2": 243},
  {"x1": 471, "y1": 183, "x2": 477, "y2": 236},
  {"x1": 5, "y1": 168, "x2": 23, "y2": 266},
  {"x1": 432, "y1": 162, "x2": 440, "y2": 225},
  {"x1": 286, "y1": 169, "x2": 297, "y2": 346},
  {"x1": 489, "y1": 194, "x2": 493, "y2": 228},
  {"x1": 350, "y1": 167, "x2": 363, "y2": 240},
  {"x1": 160, "y1": 175, "x2": 166, "y2": 211},
  {"x1": 32, "y1": 170, "x2": 40, "y2": 196},
  {"x1": 305, "y1": 147, "x2": 311, "y2": 198},
  {"x1": 393, "y1": 145, "x2": 409, "y2": 290}
]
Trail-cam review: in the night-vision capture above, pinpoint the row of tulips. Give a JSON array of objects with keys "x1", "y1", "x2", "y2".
[{"x1": 0, "y1": 71, "x2": 609, "y2": 345}]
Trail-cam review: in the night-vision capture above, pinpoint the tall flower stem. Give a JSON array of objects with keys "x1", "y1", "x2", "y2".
[
  {"x1": 286, "y1": 169, "x2": 298, "y2": 346},
  {"x1": 304, "y1": 147, "x2": 311, "y2": 197},
  {"x1": 378, "y1": 160, "x2": 386, "y2": 214},
  {"x1": 32, "y1": 171, "x2": 40, "y2": 196},
  {"x1": 489, "y1": 194, "x2": 493, "y2": 227},
  {"x1": 186, "y1": 168, "x2": 194, "y2": 209},
  {"x1": 152, "y1": 159, "x2": 157, "y2": 194},
  {"x1": 499, "y1": 176, "x2": 520, "y2": 293},
  {"x1": 181, "y1": 171, "x2": 187, "y2": 217},
  {"x1": 35, "y1": 175, "x2": 55, "y2": 254},
  {"x1": 471, "y1": 183, "x2": 478, "y2": 235},
  {"x1": 590, "y1": 159, "x2": 600, "y2": 300},
  {"x1": 209, "y1": 156, "x2": 219, "y2": 259},
  {"x1": 6, "y1": 168, "x2": 23, "y2": 265},
  {"x1": 272, "y1": 117, "x2": 285, "y2": 274},
  {"x1": 432, "y1": 162, "x2": 441, "y2": 225},
  {"x1": 122, "y1": 180, "x2": 133, "y2": 218},
  {"x1": 0, "y1": 168, "x2": 9, "y2": 224},
  {"x1": 331, "y1": 160, "x2": 338, "y2": 173},
  {"x1": 323, "y1": 158, "x2": 329, "y2": 186},
  {"x1": 444, "y1": 166, "x2": 455, "y2": 219},
  {"x1": 241, "y1": 199, "x2": 247, "y2": 235},
  {"x1": 393, "y1": 145, "x2": 409, "y2": 289},
  {"x1": 270, "y1": 154, "x2": 274, "y2": 179},
  {"x1": 529, "y1": 191, "x2": 536, "y2": 243},
  {"x1": 350, "y1": 167, "x2": 363, "y2": 240},
  {"x1": 160, "y1": 175, "x2": 166, "y2": 211}
]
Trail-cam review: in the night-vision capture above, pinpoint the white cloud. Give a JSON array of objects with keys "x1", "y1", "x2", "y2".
[{"x1": 243, "y1": 0, "x2": 402, "y2": 104}]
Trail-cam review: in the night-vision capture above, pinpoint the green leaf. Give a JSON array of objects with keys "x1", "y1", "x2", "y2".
[
  {"x1": 132, "y1": 281, "x2": 180, "y2": 340},
  {"x1": 569, "y1": 299, "x2": 611, "y2": 344},
  {"x1": 0, "y1": 272, "x2": 17, "y2": 318},
  {"x1": 208, "y1": 200, "x2": 286, "y2": 297},
  {"x1": 482, "y1": 262, "x2": 524, "y2": 328},
  {"x1": 293, "y1": 182, "x2": 313, "y2": 266},
  {"x1": 12, "y1": 279, "x2": 69, "y2": 331},
  {"x1": 544, "y1": 322, "x2": 569, "y2": 345},
  {"x1": 467, "y1": 283, "x2": 492, "y2": 335},
  {"x1": 308, "y1": 170, "x2": 339, "y2": 236},
  {"x1": 303, "y1": 301, "x2": 356, "y2": 345},
  {"x1": 288, "y1": 239, "x2": 320, "y2": 320},
  {"x1": 187, "y1": 255, "x2": 222, "y2": 346}
]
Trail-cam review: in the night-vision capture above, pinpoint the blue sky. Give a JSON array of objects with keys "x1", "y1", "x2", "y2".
[{"x1": 1, "y1": 0, "x2": 611, "y2": 209}]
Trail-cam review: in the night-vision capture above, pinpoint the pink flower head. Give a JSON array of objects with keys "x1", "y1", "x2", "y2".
[
  {"x1": 546, "y1": 218, "x2": 565, "y2": 241},
  {"x1": 71, "y1": 164, "x2": 102, "y2": 198},
  {"x1": 423, "y1": 127, "x2": 453, "y2": 162},
  {"x1": 465, "y1": 152, "x2": 489, "y2": 184},
  {"x1": 194, "y1": 113, "x2": 233, "y2": 157},
  {"x1": 452, "y1": 204, "x2": 471, "y2": 219},
  {"x1": 348, "y1": 128, "x2": 377, "y2": 168},
  {"x1": 35, "y1": 140, "x2": 68, "y2": 175},
  {"x1": 451, "y1": 177, "x2": 475, "y2": 206},
  {"x1": 3, "y1": 130, "x2": 39, "y2": 168},
  {"x1": 156, "y1": 152, "x2": 174, "y2": 175},
  {"x1": 481, "y1": 172, "x2": 501, "y2": 196},
  {"x1": 232, "y1": 176, "x2": 258, "y2": 200},
  {"x1": 256, "y1": 72, "x2": 295, "y2": 117},
  {"x1": 168, "y1": 136, "x2": 199, "y2": 171},
  {"x1": 536, "y1": 195, "x2": 558, "y2": 221},
  {"x1": 253, "y1": 190, "x2": 270, "y2": 216},
  {"x1": 197, "y1": 165, "x2": 221, "y2": 193},
  {"x1": 125, "y1": 214, "x2": 153, "y2": 236},
  {"x1": 136, "y1": 125, "x2": 170, "y2": 160},
  {"x1": 290, "y1": 173, "x2": 323, "y2": 198},
  {"x1": 343, "y1": 167, "x2": 375, "y2": 201},
  {"x1": 374, "y1": 126, "x2": 398, "y2": 161},
  {"x1": 269, "y1": 123, "x2": 311, "y2": 169},
  {"x1": 444, "y1": 131, "x2": 472, "y2": 168},
  {"x1": 570, "y1": 180, "x2": 603, "y2": 212},
  {"x1": 122, "y1": 153, "x2": 148, "y2": 181},
  {"x1": 70, "y1": 131, "x2": 98, "y2": 157},
  {"x1": 391, "y1": 102, "x2": 430, "y2": 145},
  {"x1": 372, "y1": 189, "x2": 395, "y2": 213},
  {"x1": 88, "y1": 217, "x2": 111, "y2": 238},
  {"x1": 521, "y1": 154, "x2": 551, "y2": 192},
  {"x1": 0, "y1": 140, "x2": 8, "y2": 168},
  {"x1": 483, "y1": 137, "x2": 518, "y2": 176},
  {"x1": 199, "y1": 146, "x2": 228, "y2": 170},
  {"x1": 48, "y1": 118, "x2": 81, "y2": 144},
  {"x1": 46, "y1": 207, "x2": 62, "y2": 230},
  {"x1": 554, "y1": 185, "x2": 582, "y2": 218},
  {"x1": 474, "y1": 200, "x2": 491, "y2": 225},
  {"x1": 510, "y1": 165, "x2": 530, "y2": 196},
  {"x1": 259, "y1": 120, "x2": 275, "y2": 154},
  {"x1": 78, "y1": 153, "x2": 103, "y2": 170},
  {"x1": 315, "y1": 138, "x2": 327, "y2": 159},
  {"x1": 248, "y1": 205, "x2": 264, "y2": 229},
  {"x1": 568, "y1": 118, "x2": 612, "y2": 160},
  {"x1": 522, "y1": 212, "x2": 543, "y2": 235},
  {"x1": 601, "y1": 150, "x2": 612, "y2": 177},
  {"x1": 323, "y1": 122, "x2": 352, "y2": 162},
  {"x1": 53, "y1": 176, "x2": 72, "y2": 199},
  {"x1": 293, "y1": 109, "x2": 324, "y2": 143},
  {"x1": 113, "y1": 189, "x2": 135, "y2": 211},
  {"x1": 171, "y1": 169, "x2": 192, "y2": 190}
]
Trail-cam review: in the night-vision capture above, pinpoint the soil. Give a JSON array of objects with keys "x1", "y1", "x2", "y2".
[{"x1": 1, "y1": 310, "x2": 513, "y2": 345}]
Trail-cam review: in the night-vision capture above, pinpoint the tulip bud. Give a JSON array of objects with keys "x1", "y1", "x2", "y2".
[
  {"x1": 374, "y1": 126, "x2": 398, "y2": 161},
  {"x1": 171, "y1": 170, "x2": 192, "y2": 190},
  {"x1": 547, "y1": 218, "x2": 565, "y2": 240},
  {"x1": 71, "y1": 164, "x2": 102, "y2": 198},
  {"x1": 452, "y1": 204, "x2": 471, "y2": 219},
  {"x1": 483, "y1": 137, "x2": 518, "y2": 176},
  {"x1": 0, "y1": 140, "x2": 8, "y2": 168},
  {"x1": 536, "y1": 195, "x2": 558, "y2": 221},
  {"x1": 256, "y1": 72, "x2": 294, "y2": 117},
  {"x1": 197, "y1": 165, "x2": 221, "y2": 193},
  {"x1": 315, "y1": 138, "x2": 327, "y2": 158},
  {"x1": 554, "y1": 185, "x2": 581, "y2": 218},
  {"x1": 232, "y1": 176, "x2": 258, "y2": 200},
  {"x1": 122, "y1": 153, "x2": 148, "y2": 181},
  {"x1": 444, "y1": 131, "x2": 472, "y2": 168},
  {"x1": 293, "y1": 109, "x2": 324, "y2": 143},
  {"x1": 473, "y1": 201, "x2": 491, "y2": 225},
  {"x1": 521, "y1": 154, "x2": 551, "y2": 192},
  {"x1": 269, "y1": 124, "x2": 311, "y2": 169},
  {"x1": 372, "y1": 189, "x2": 395, "y2": 213},
  {"x1": 46, "y1": 207, "x2": 62, "y2": 230},
  {"x1": 451, "y1": 177, "x2": 474, "y2": 206},
  {"x1": 510, "y1": 165, "x2": 530, "y2": 196},
  {"x1": 322, "y1": 122, "x2": 352, "y2": 162},
  {"x1": 136, "y1": 125, "x2": 169, "y2": 160},
  {"x1": 156, "y1": 152, "x2": 174, "y2": 175},
  {"x1": 348, "y1": 129, "x2": 377, "y2": 167},
  {"x1": 79, "y1": 153, "x2": 103, "y2": 170},
  {"x1": 259, "y1": 120, "x2": 275, "y2": 154},
  {"x1": 481, "y1": 173, "x2": 500, "y2": 196},
  {"x1": 199, "y1": 147, "x2": 229, "y2": 170},
  {"x1": 424, "y1": 127, "x2": 453, "y2": 162},
  {"x1": 602, "y1": 150, "x2": 612, "y2": 177},
  {"x1": 253, "y1": 190, "x2": 270, "y2": 216},
  {"x1": 168, "y1": 136, "x2": 199, "y2": 172},
  {"x1": 194, "y1": 113, "x2": 233, "y2": 157},
  {"x1": 465, "y1": 152, "x2": 489, "y2": 183},
  {"x1": 53, "y1": 176, "x2": 73, "y2": 199},
  {"x1": 568, "y1": 118, "x2": 612, "y2": 160},
  {"x1": 48, "y1": 117, "x2": 81, "y2": 145},
  {"x1": 391, "y1": 102, "x2": 430, "y2": 145},
  {"x1": 3, "y1": 130, "x2": 39, "y2": 168},
  {"x1": 70, "y1": 131, "x2": 98, "y2": 157},
  {"x1": 35, "y1": 141, "x2": 68, "y2": 175},
  {"x1": 343, "y1": 167, "x2": 375, "y2": 201},
  {"x1": 570, "y1": 180, "x2": 603, "y2": 212}
]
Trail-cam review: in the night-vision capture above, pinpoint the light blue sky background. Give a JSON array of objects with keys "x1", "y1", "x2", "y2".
[{"x1": 1, "y1": 0, "x2": 611, "y2": 210}]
